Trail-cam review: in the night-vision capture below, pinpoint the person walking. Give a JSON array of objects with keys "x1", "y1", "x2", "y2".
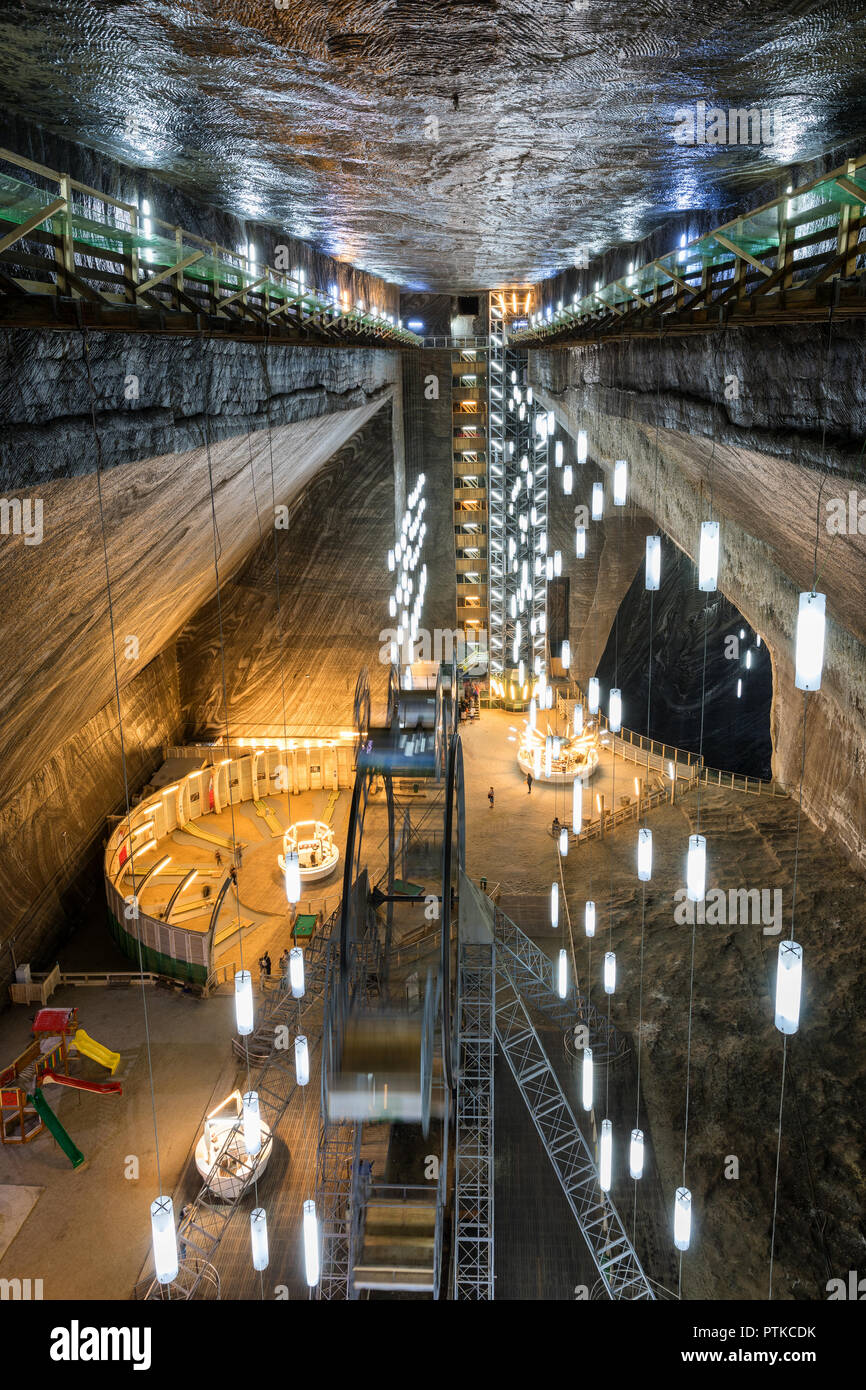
[
  {"x1": 215, "y1": 850, "x2": 222, "y2": 868},
  {"x1": 526, "y1": 771, "x2": 533, "y2": 794},
  {"x1": 488, "y1": 786, "x2": 494, "y2": 809},
  {"x1": 263, "y1": 951, "x2": 272, "y2": 978},
  {"x1": 236, "y1": 845, "x2": 243, "y2": 870}
]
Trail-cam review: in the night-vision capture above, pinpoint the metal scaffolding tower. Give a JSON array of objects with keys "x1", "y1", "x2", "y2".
[{"x1": 452, "y1": 940, "x2": 495, "y2": 1299}]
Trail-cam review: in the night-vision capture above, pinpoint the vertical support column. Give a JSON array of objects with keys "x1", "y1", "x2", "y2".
[
  {"x1": 55, "y1": 173, "x2": 74, "y2": 295},
  {"x1": 175, "y1": 227, "x2": 185, "y2": 304}
]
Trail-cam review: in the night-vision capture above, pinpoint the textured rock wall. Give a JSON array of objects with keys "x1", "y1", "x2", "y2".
[
  {"x1": 177, "y1": 409, "x2": 397, "y2": 735},
  {"x1": 532, "y1": 333, "x2": 866, "y2": 871},
  {"x1": 0, "y1": 649, "x2": 182, "y2": 993},
  {"x1": 0, "y1": 330, "x2": 399, "y2": 482}
]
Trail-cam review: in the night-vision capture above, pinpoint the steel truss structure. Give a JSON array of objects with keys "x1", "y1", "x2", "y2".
[
  {"x1": 452, "y1": 941, "x2": 496, "y2": 1299},
  {"x1": 494, "y1": 958, "x2": 655, "y2": 1300}
]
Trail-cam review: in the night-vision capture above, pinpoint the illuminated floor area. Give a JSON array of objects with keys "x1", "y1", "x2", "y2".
[
  {"x1": 1, "y1": 709, "x2": 863, "y2": 1300},
  {"x1": 121, "y1": 786, "x2": 350, "y2": 978}
]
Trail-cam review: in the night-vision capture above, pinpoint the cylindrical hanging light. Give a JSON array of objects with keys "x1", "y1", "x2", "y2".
[
  {"x1": 303, "y1": 1199, "x2": 320, "y2": 1287},
  {"x1": 387, "y1": 549, "x2": 395, "y2": 572},
  {"x1": 559, "y1": 827, "x2": 568, "y2": 857},
  {"x1": 575, "y1": 525, "x2": 586, "y2": 558},
  {"x1": 674, "y1": 1187, "x2": 692, "y2": 1251},
  {"x1": 388, "y1": 595, "x2": 396, "y2": 618},
  {"x1": 577, "y1": 429, "x2": 588, "y2": 464},
  {"x1": 795, "y1": 591, "x2": 826, "y2": 691},
  {"x1": 775, "y1": 940, "x2": 803, "y2": 1035},
  {"x1": 637, "y1": 826, "x2": 653, "y2": 881},
  {"x1": 629, "y1": 1128, "x2": 645, "y2": 1180},
  {"x1": 609, "y1": 687, "x2": 622, "y2": 733},
  {"x1": 242, "y1": 1090, "x2": 261, "y2": 1156},
  {"x1": 604, "y1": 951, "x2": 616, "y2": 994},
  {"x1": 645, "y1": 535, "x2": 661, "y2": 591},
  {"x1": 591, "y1": 481, "x2": 604, "y2": 520},
  {"x1": 150, "y1": 1195, "x2": 178, "y2": 1285},
  {"x1": 563, "y1": 465, "x2": 573, "y2": 495},
  {"x1": 572, "y1": 777, "x2": 582, "y2": 833},
  {"x1": 613, "y1": 459, "x2": 628, "y2": 506},
  {"x1": 555, "y1": 440, "x2": 563, "y2": 466},
  {"x1": 284, "y1": 849, "x2": 301, "y2": 905},
  {"x1": 698, "y1": 520, "x2": 719, "y2": 592},
  {"x1": 547, "y1": 410, "x2": 555, "y2": 433},
  {"x1": 588, "y1": 677, "x2": 599, "y2": 714},
  {"x1": 582, "y1": 1046, "x2": 593, "y2": 1110},
  {"x1": 561, "y1": 639, "x2": 570, "y2": 670},
  {"x1": 600, "y1": 1119, "x2": 613, "y2": 1191},
  {"x1": 585, "y1": 900, "x2": 596, "y2": 937},
  {"x1": 289, "y1": 946, "x2": 305, "y2": 999},
  {"x1": 550, "y1": 882, "x2": 559, "y2": 929},
  {"x1": 574, "y1": 703, "x2": 584, "y2": 735},
  {"x1": 235, "y1": 969, "x2": 254, "y2": 1036},
  {"x1": 557, "y1": 949, "x2": 568, "y2": 999},
  {"x1": 294, "y1": 1034, "x2": 310, "y2": 1086},
  {"x1": 553, "y1": 549, "x2": 562, "y2": 576},
  {"x1": 250, "y1": 1207, "x2": 269, "y2": 1271},
  {"x1": 529, "y1": 697, "x2": 537, "y2": 730},
  {"x1": 686, "y1": 834, "x2": 706, "y2": 902}
]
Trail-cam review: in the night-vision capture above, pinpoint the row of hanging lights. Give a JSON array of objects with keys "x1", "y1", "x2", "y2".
[{"x1": 560, "y1": 422, "x2": 823, "y2": 1256}]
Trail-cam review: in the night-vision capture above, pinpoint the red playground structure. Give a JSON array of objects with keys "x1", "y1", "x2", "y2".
[{"x1": 0, "y1": 1007, "x2": 123, "y2": 1168}]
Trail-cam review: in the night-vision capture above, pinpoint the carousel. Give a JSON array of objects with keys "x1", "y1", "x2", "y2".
[
  {"x1": 517, "y1": 720, "x2": 600, "y2": 785},
  {"x1": 194, "y1": 1090, "x2": 273, "y2": 1201},
  {"x1": 278, "y1": 819, "x2": 340, "y2": 883}
]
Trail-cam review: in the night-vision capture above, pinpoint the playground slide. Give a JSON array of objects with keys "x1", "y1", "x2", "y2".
[
  {"x1": 72, "y1": 1028, "x2": 120, "y2": 1076},
  {"x1": 41, "y1": 1070, "x2": 122, "y2": 1096},
  {"x1": 28, "y1": 1088, "x2": 85, "y2": 1169}
]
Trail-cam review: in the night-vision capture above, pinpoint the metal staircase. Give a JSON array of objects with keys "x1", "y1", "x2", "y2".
[
  {"x1": 494, "y1": 958, "x2": 654, "y2": 1300},
  {"x1": 493, "y1": 907, "x2": 628, "y2": 1062}
]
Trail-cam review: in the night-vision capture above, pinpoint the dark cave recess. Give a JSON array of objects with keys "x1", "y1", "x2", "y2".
[{"x1": 596, "y1": 535, "x2": 772, "y2": 779}]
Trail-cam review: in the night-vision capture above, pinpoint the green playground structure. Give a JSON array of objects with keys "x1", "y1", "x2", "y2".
[{"x1": 27, "y1": 1087, "x2": 85, "y2": 1169}]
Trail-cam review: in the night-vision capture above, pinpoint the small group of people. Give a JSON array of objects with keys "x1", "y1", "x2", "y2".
[
  {"x1": 459, "y1": 680, "x2": 481, "y2": 723},
  {"x1": 258, "y1": 950, "x2": 272, "y2": 981}
]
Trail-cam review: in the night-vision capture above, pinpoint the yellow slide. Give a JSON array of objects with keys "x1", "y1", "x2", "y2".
[{"x1": 73, "y1": 1028, "x2": 120, "y2": 1076}]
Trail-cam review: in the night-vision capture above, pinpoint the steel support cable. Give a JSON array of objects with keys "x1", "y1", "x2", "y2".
[{"x1": 81, "y1": 328, "x2": 167, "y2": 1246}]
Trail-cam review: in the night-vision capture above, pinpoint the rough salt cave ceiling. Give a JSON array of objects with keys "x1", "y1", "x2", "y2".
[{"x1": 2, "y1": 1, "x2": 866, "y2": 289}]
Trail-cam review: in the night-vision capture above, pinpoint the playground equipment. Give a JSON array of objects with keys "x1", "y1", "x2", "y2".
[{"x1": 0, "y1": 1007, "x2": 122, "y2": 1168}]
